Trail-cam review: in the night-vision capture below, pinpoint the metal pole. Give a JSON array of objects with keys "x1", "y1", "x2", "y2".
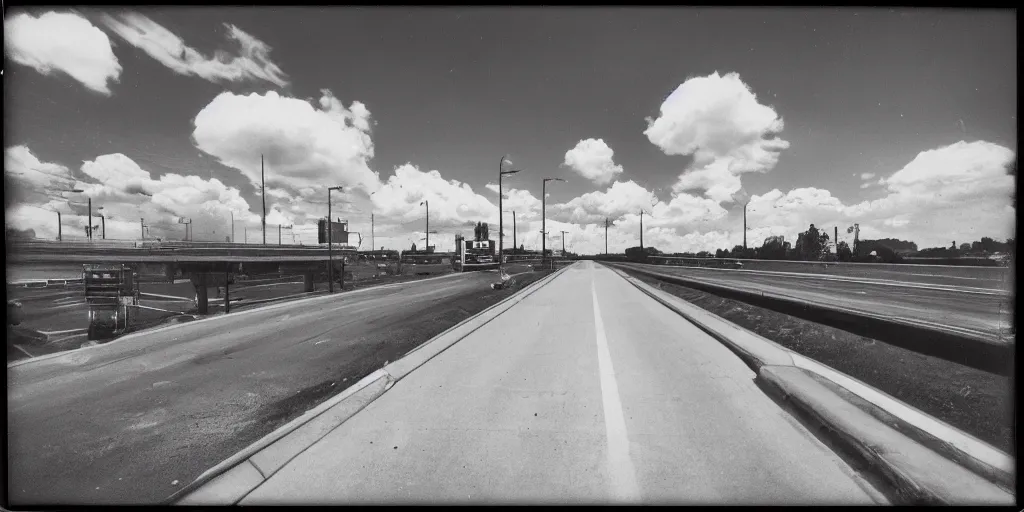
[
  {"x1": 513, "y1": 211, "x2": 516, "y2": 251},
  {"x1": 261, "y1": 154, "x2": 267, "y2": 246},
  {"x1": 224, "y1": 267, "x2": 230, "y2": 314},
  {"x1": 640, "y1": 210, "x2": 644, "y2": 251},
  {"x1": 88, "y1": 197, "x2": 92, "y2": 240},
  {"x1": 101, "y1": 215, "x2": 105, "y2": 239},
  {"x1": 542, "y1": 180, "x2": 546, "y2": 267},
  {"x1": 231, "y1": 211, "x2": 234, "y2": 243},
  {"x1": 425, "y1": 201, "x2": 429, "y2": 250},
  {"x1": 743, "y1": 202, "x2": 748, "y2": 251},
  {"x1": 279, "y1": 224, "x2": 282, "y2": 245},
  {"x1": 499, "y1": 157, "x2": 503, "y2": 266},
  {"x1": 140, "y1": 218, "x2": 144, "y2": 240},
  {"x1": 561, "y1": 230, "x2": 567, "y2": 255},
  {"x1": 605, "y1": 218, "x2": 609, "y2": 255},
  {"x1": 371, "y1": 213, "x2": 374, "y2": 252},
  {"x1": 58, "y1": 211, "x2": 62, "y2": 241},
  {"x1": 328, "y1": 188, "x2": 334, "y2": 293}
]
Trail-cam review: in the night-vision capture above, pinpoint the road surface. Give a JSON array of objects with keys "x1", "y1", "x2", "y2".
[
  {"x1": 7, "y1": 269, "x2": 531, "y2": 505},
  {"x1": 239, "y1": 261, "x2": 884, "y2": 505},
  {"x1": 617, "y1": 263, "x2": 1013, "y2": 342}
]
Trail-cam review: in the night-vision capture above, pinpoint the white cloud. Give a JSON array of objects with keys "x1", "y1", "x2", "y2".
[
  {"x1": 5, "y1": 146, "x2": 77, "y2": 207},
  {"x1": 4, "y1": 11, "x2": 122, "y2": 94},
  {"x1": 99, "y1": 12, "x2": 287, "y2": 87},
  {"x1": 860, "y1": 172, "x2": 876, "y2": 180},
  {"x1": 645, "y1": 71, "x2": 789, "y2": 202},
  {"x1": 550, "y1": 180, "x2": 658, "y2": 225},
  {"x1": 192, "y1": 89, "x2": 379, "y2": 198},
  {"x1": 562, "y1": 138, "x2": 624, "y2": 185},
  {"x1": 4, "y1": 149, "x2": 255, "y2": 241}
]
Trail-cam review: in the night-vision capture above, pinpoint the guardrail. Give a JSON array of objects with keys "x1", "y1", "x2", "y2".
[{"x1": 607, "y1": 262, "x2": 1013, "y2": 376}]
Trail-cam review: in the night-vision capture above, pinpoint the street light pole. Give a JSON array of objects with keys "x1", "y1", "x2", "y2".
[
  {"x1": 88, "y1": 197, "x2": 92, "y2": 240},
  {"x1": 561, "y1": 230, "x2": 568, "y2": 255},
  {"x1": 743, "y1": 200, "x2": 749, "y2": 251},
  {"x1": 328, "y1": 186, "x2": 343, "y2": 293},
  {"x1": 605, "y1": 217, "x2": 609, "y2": 255},
  {"x1": 541, "y1": 177, "x2": 566, "y2": 268},
  {"x1": 419, "y1": 200, "x2": 429, "y2": 250},
  {"x1": 231, "y1": 211, "x2": 234, "y2": 243},
  {"x1": 498, "y1": 156, "x2": 521, "y2": 268},
  {"x1": 57, "y1": 211, "x2": 62, "y2": 241},
  {"x1": 261, "y1": 154, "x2": 267, "y2": 246}
]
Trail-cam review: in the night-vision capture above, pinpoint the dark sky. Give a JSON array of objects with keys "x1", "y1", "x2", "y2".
[{"x1": 4, "y1": 7, "x2": 1016, "y2": 247}]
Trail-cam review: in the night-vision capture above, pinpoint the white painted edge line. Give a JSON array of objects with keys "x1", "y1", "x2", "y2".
[
  {"x1": 38, "y1": 327, "x2": 88, "y2": 336},
  {"x1": 6, "y1": 272, "x2": 466, "y2": 369},
  {"x1": 625, "y1": 262, "x2": 1008, "y2": 296},
  {"x1": 604, "y1": 263, "x2": 1014, "y2": 479},
  {"x1": 174, "y1": 263, "x2": 576, "y2": 503},
  {"x1": 789, "y1": 352, "x2": 1014, "y2": 475},
  {"x1": 648, "y1": 256, "x2": 1012, "y2": 271}
]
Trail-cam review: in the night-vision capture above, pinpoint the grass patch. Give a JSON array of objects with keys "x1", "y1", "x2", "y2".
[{"x1": 621, "y1": 269, "x2": 1013, "y2": 453}]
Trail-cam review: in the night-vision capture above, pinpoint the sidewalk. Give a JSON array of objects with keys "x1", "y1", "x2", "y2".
[{"x1": 190, "y1": 261, "x2": 884, "y2": 505}]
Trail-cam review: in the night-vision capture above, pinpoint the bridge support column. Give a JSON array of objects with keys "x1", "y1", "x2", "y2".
[
  {"x1": 193, "y1": 273, "x2": 209, "y2": 315},
  {"x1": 303, "y1": 272, "x2": 315, "y2": 292}
]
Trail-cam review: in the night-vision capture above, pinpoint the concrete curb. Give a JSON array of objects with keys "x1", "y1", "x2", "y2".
[
  {"x1": 168, "y1": 263, "x2": 576, "y2": 505},
  {"x1": 603, "y1": 264, "x2": 1015, "y2": 504},
  {"x1": 757, "y1": 366, "x2": 1014, "y2": 505}
]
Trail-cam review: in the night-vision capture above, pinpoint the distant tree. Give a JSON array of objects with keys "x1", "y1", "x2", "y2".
[
  {"x1": 520, "y1": 244, "x2": 525, "y2": 251},
  {"x1": 971, "y1": 241, "x2": 983, "y2": 253},
  {"x1": 760, "y1": 235, "x2": 787, "y2": 260},
  {"x1": 696, "y1": 251, "x2": 713, "y2": 258},
  {"x1": 836, "y1": 240, "x2": 853, "y2": 262},
  {"x1": 794, "y1": 224, "x2": 830, "y2": 261},
  {"x1": 715, "y1": 248, "x2": 728, "y2": 258},
  {"x1": 411, "y1": 243, "x2": 417, "y2": 251},
  {"x1": 960, "y1": 243, "x2": 971, "y2": 252}
]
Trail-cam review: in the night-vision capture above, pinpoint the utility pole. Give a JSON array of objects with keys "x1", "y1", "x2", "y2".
[
  {"x1": 230, "y1": 211, "x2": 234, "y2": 243},
  {"x1": 261, "y1": 154, "x2": 267, "y2": 246},
  {"x1": 371, "y1": 212, "x2": 375, "y2": 253},
  {"x1": 560, "y1": 230, "x2": 568, "y2": 256},
  {"x1": 279, "y1": 224, "x2": 282, "y2": 245},
  {"x1": 88, "y1": 197, "x2": 92, "y2": 240},
  {"x1": 140, "y1": 218, "x2": 144, "y2": 240},
  {"x1": 57, "y1": 212, "x2": 62, "y2": 241},
  {"x1": 101, "y1": 214, "x2": 105, "y2": 240}
]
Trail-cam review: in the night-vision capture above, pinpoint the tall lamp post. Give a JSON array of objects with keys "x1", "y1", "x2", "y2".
[
  {"x1": 542, "y1": 177, "x2": 566, "y2": 268},
  {"x1": 419, "y1": 200, "x2": 430, "y2": 250},
  {"x1": 503, "y1": 210, "x2": 516, "y2": 252},
  {"x1": 639, "y1": 209, "x2": 651, "y2": 252},
  {"x1": 560, "y1": 230, "x2": 568, "y2": 256},
  {"x1": 49, "y1": 188, "x2": 85, "y2": 241},
  {"x1": 328, "y1": 186, "x2": 343, "y2": 293},
  {"x1": 96, "y1": 207, "x2": 106, "y2": 240},
  {"x1": 498, "y1": 155, "x2": 522, "y2": 268}
]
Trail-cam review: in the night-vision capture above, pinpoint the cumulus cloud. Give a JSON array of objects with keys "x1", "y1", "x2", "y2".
[
  {"x1": 645, "y1": 71, "x2": 789, "y2": 202},
  {"x1": 860, "y1": 172, "x2": 876, "y2": 180},
  {"x1": 192, "y1": 89, "x2": 378, "y2": 198},
  {"x1": 562, "y1": 138, "x2": 625, "y2": 185},
  {"x1": 4, "y1": 11, "x2": 122, "y2": 94},
  {"x1": 5, "y1": 146, "x2": 77, "y2": 209},
  {"x1": 99, "y1": 12, "x2": 288, "y2": 88},
  {"x1": 4, "y1": 148, "x2": 255, "y2": 240},
  {"x1": 550, "y1": 180, "x2": 658, "y2": 225}
]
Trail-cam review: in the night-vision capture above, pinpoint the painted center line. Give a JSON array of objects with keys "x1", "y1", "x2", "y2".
[{"x1": 591, "y1": 272, "x2": 640, "y2": 502}]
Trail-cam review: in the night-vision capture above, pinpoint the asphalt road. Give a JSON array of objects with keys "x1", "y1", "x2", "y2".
[
  {"x1": 648, "y1": 259, "x2": 1011, "y2": 291},
  {"x1": 618, "y1": 263, "x2": 1013, "y2": 342},
  {"x1": 240, "y1": 261, "x2": 884, "y2": 505},
  {"x1": 6, "y1": 269, "x2": 529, "y2": 506}
]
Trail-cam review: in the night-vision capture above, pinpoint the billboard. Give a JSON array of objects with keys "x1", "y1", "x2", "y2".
[{"x1": 318, "y1": 219, "x2": 350, "y2": 244}]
